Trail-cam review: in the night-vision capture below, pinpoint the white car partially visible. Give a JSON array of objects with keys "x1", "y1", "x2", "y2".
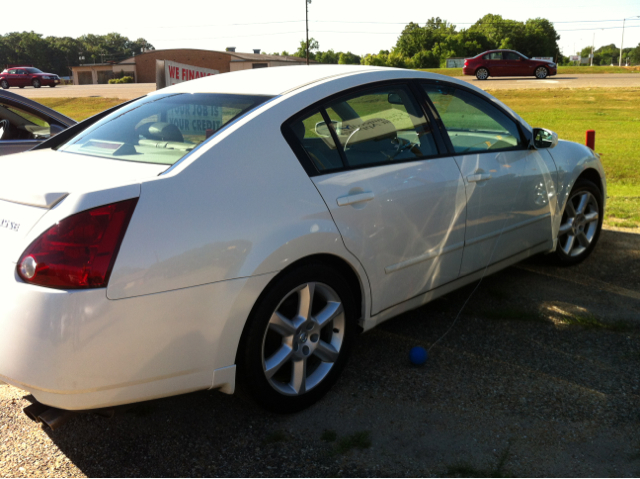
[{"x1": 0, "y1": 66, "x2": 605, "y2": 418}]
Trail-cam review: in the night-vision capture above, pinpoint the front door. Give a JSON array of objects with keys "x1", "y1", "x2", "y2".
[{"x1": 421, "y1": 83, "x2": 554, "y2": 276}]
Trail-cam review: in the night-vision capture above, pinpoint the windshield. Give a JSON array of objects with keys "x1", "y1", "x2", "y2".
[
  {"x1": 58, "y1": 93, "x2": 272, "y2": 165},
  {"x1": 25, "y1": 68, "x2": 43, "y2": 73}
]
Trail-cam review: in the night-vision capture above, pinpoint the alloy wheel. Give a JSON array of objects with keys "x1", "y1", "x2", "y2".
[
  {"x1": 261, "y1": 281, "x2": 345, "y2": 396},
  {"x1": 535, "y1": 67, "x2": 548, "y2": 79},
  {"x1": 558, "y1": 190, "x2": 599, "y2": 257},
  {"x1": 476, "y1": 68, "x2": 489, "y2": 80}
]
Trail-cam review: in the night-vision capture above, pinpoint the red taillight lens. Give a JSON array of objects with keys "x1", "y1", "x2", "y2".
[
  {"x1": 464, "y1": 60, "x2": 468, "y2": 67},
  {"x1": 17, "y1": 198, "x2": 138, "y2": 289}
]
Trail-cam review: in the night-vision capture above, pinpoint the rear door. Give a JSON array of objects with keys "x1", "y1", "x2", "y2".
[
  {"x1": 284, "y1": 82, "x2": 466, "y2": 315},
  {"x1": 421, "y1": 83, "x2": 555, "y2": 276}
]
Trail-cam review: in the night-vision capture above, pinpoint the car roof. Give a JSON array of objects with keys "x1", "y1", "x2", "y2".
[{"x1": 149, "y1": 65, "x2": 436, "y2": 97}]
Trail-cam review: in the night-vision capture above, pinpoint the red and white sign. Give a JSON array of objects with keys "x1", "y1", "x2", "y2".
[{"x1": 164, "y1": 60, "x2": 219, "y2": 87}]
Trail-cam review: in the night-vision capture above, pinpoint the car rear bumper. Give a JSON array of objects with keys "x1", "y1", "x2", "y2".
[
  {"x1": 0, "y1": 259, "x2": 276, "y2": 410},
  {"x1": 462, "y1": 66, "x2": 473, "y2": 76}
]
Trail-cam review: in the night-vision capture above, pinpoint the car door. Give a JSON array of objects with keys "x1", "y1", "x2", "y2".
[
  {"x1": 15, "y1": 69, "x2": 29, "y2": 87},
  {"x1": 284, "y1": 83, "x2": 466, "y2": 315},
  {"x1": 503, "y1": 52, "x2": 528, "y2": 76},
  {"x1": 483, "y1": 52, "x2": 505, "y2": 76},
  {"x1": 421, "y1": 83, "x2": 555, "y2": 276},
  {"x1": 0, "y1": 92, "x2": 76, "y2": 156}
]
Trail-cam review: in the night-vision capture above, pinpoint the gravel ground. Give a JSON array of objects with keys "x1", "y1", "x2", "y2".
[{"x1": 1, "y1": 228, "x2": 639, "y2": 477}]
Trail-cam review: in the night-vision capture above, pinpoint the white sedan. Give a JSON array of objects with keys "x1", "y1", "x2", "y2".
[{"x1": 0, "y1": 66, "x2": 605, "y2": 419}]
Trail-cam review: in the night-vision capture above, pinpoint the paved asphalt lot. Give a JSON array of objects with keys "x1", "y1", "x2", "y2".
[
  {"x1": 1, "y1": 228, "x2": 639, "y2": 477},
  {"x1": 7, "y1": 73, "x2": 640, "y2": 100}
]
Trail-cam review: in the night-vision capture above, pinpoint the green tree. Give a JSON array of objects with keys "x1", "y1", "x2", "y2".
[
  {"x1": 294, "y1": 37, "x2": 319, "y2": 60},
  {"x1": 338, "y1": 51, "x2": 361, "y2": 65}
]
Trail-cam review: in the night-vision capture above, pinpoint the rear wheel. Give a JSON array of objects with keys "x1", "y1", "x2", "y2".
[
  {"x1": 535, "y1": 67, "x2": 549, "y2": 79},
  {"x1": 32, "y1": 79, "x2": 41, "y2": 88},
  {"x1": 0, "y1": 80, "x2": 8, "y2": 89},
  {"x1": 19, "y1": 86, "x2": 24, "y2": 88},
  {"x1": 49, "y1": 84, "x2": 56, "y2": 88},
  {"x1": 476, "y1": 68, "x2": 489, "y2": 80},
  {"x1": 553, "y1": 179, "x2": 603, "y2": 265},
  {"x1": 237, "y1": 264, "x2": 357, "y2": 413}
]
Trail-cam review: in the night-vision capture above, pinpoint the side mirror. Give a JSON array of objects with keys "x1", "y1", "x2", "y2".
[
  {"x1": 388, "y1": 92, "x2": 403, "y2": 105},
  {"x1": 315, "y1": 120, "x2": 337, "y2": 138},
  {"x1": 533, "y1": 128, "x2": 558, "y2": 149},
  {"x1": 49, "y1": 124, "x2": 66, "y2": 137}
]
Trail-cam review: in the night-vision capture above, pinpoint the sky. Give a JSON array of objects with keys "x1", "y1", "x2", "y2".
[{"x1": 5, "y1": 0, "x2": 640, "y2": 61}]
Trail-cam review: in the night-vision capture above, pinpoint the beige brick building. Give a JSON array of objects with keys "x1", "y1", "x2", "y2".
[{"x1": 71, "y1": 48, "x2": 309, "y2": 85}]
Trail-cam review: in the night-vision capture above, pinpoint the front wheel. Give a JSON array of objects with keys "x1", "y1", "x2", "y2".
[
  {"x1": 0, "y1": 80, "x2": 9, "y2": 89},
  {"x1": 32, "y1": 79, "x2": 41, "y2": 88},
  {"x1": 535, "y1": 67, "x2": 549, "y2": 79},
  {"x1": 553, "y1": 179, "x2": 603, "y2": 265},
  {"x1": 237, "y1": 264, "x2": 357, "y2": 413},
  {"x1": 476, "y1": 68, "x2": 489, "y2": 80}
]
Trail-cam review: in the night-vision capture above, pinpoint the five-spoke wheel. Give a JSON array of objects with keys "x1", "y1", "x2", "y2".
[
  {"x1": 0, "y1": 80, "x2": 8, "y2": 89},
  {"x1": 32, "y1": 79, "x2": 41, "y2": 88},
  {"x1": 237, "y1": 264, "x2": 356, "y2": 412},
  {"x1": 476, "y1": 68, "x2": 489, "y2": 80},
  {"x1": 554, "y1": 179, "x2": 603, "y2": 264},
  {"x1": 535, "y1": 67, "x2": 549, "y2": 79}
]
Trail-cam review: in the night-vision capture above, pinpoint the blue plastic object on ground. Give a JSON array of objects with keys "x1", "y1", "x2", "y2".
[{"x1": 409, "y1": 346, "x2": 428, "y2": 365}]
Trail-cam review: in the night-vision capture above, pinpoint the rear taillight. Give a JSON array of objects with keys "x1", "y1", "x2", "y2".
[
  {"x1": 464, "y1": 60, "x2": 468, "y2": 67},
  {"x1": 17, "y1": 198, "x2": 138, "y2": 289}
]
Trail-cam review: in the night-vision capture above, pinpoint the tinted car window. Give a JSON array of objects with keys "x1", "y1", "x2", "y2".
[
  {"x1": 484, "y1": 52, "x2": 502, "y2": 60},
  {"x1": 504, "y1": 52, "x2": 523, "y2": 61},
  {"x1": 58, "y1": 93, "x2": 271, "y2": 165},
  {"x1": 324, "y1": 85, "x2": 437, "y2": 168},
  {"x1": 422, "y1": 84, "x2": 522, "y2": 154},
  {"x1": 288, "y1": 110, "x2": 344, "y2": 172}
]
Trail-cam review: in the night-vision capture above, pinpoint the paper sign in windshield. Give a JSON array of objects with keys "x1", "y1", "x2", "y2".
[{"x1": 167, "y1": 104, "x2": 223, "y2": 136}]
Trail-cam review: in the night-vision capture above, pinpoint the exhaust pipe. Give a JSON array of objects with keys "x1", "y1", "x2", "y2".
[
  {"x1": 23, "y1": 395, "x2": 117, "y2": 431},
  {"x1": 38, "y1": 408, "x2": 77, "y2": 431}
]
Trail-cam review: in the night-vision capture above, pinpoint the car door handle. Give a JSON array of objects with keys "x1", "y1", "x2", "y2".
[
  {"x1": 336, "y1": 192, "x2": 375, "y2": 206},
  {"x1": 466, "y1": 173, "x2": 492, "y2": 183}
]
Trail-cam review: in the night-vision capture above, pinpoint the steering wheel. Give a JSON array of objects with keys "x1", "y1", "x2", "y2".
[
  {"x1": 343, "y1": 118, "x2": 395, "y2": 151},
  {"x1": 0, "y1": 119, "x2": 9, "y2": 140}
]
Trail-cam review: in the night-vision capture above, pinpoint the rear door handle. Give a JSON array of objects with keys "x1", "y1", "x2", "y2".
[
  {"x1": 337, "y1": 192, "x2": 375, "y2": 206},
  {"x1": 466, "y1": 173, "x2": 492, "y2": 183}
]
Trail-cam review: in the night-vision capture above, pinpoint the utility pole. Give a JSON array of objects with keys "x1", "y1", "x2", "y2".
[
  {"x1": 620, "y1": 16, "x2": 640, "y2": 67},
  {"x1": 591, "y1": 32, "x2": 594, "y2": 66},
  {"x1": 306, "y1": 0, "x2": 311, "y2": 65}
]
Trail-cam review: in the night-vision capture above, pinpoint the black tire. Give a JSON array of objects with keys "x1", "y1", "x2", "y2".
[
  {"x1": 553, "y1": 179, "x2": 603, "y2": 265},
  {"x1": 236, "y1": 263, "x2": 358, "y2": 413},
  {"x1": 0, "y1": 80, "x2": 9, "y2": 89},
  {"x1": 32, "y1": 79, "x2": 41, "y2": 88},
  {"x1": 475, "y1": 67, "x2": 489, "y2": 80},
  {"x1": 19, "y1": 86, "x2": 24, "y2": 88},
  {"x1": 49, "y1": 84, "x2": 56, "y2": 88},
  {"x1": 535, "y1": 66, "x2": 549, "y2": 79}
]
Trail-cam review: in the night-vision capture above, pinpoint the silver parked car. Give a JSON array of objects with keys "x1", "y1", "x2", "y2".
[{"x1": 0, "y1": 66, "x2": 604, "y2": 422}]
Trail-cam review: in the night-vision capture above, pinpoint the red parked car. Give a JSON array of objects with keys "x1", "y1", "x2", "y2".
[
  {"x1": 463, "y1": 50, "x2": 557, "y2": 80},
  {"x1": 0, "y1": 67, "x2": 60, "y2": 89}
]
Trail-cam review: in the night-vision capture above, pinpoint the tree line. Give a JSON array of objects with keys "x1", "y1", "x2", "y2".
[{"x1": 0, "y1": 32, "x2": 154, "y2": 76}]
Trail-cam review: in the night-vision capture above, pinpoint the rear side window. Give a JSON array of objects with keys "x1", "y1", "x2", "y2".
[
  {"x1": 286, "y1": 84, "x2": 438, "y2": 173},
  {"x1": 483, "y1": 52, "x2": 502, "y2": 60},
  {"x1": 422, "y1": 84, "x2": 522, "y2": 154},
  {"x1": 58, "y1": 93, "x2": 271, "y2": 165}
]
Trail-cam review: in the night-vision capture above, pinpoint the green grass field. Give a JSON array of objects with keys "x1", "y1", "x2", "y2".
[
  {"x1": 35, "y1": 90, "x2": 640, "y2": 229},
  {"x1": 418, "y1": 65, "x2": 640, "y2": 77}
]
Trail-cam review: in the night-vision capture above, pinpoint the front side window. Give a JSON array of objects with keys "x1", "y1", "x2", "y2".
[
  {"x1": 422, "y1": 84, "x2": 522, "y2": 154},
  {"x1": 58, "y1": 93, "x2": 271, "y2": 165},
  {"x1": 287, "y1": 84, "x2": 438, "y2": 173},
  {"x1": 0, "y1": 103, "x2": 50, "y2": 140}
]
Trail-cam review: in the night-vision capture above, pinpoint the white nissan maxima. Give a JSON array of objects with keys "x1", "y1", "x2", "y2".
[{"x1": 0, "y1": 66, "x2": 605, "y2": 415}]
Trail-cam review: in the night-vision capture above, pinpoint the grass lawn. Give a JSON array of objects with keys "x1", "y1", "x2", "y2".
[
  {"x1": 35, "y1": 90, "x2": 640, "y2": 229},
  {"x1": 36, "y1": 97, "x2": 125, "y2": 122},
  {"x1": 491, "y1": 88, "x2": 640, "y2": 229},
  {"x1": 417, "y1": 65, "x2": 640, "y2": 77}
]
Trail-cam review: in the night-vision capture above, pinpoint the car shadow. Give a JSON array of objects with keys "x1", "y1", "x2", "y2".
[
  {"x1": 35, "y1": 229, "x2": 640, "y2": 477},
  {"x1": 470, "y1": 76, "x2": 578, "y2": 81}
]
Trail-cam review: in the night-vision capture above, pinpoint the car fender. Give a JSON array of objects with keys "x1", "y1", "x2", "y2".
[{"x1": 546, "y1": 140, "x2": 607, "y2": 238}]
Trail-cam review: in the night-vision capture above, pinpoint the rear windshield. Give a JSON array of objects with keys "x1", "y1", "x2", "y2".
[{"x1": 58, "y1": 93, "x2": 272, "y2": 165}]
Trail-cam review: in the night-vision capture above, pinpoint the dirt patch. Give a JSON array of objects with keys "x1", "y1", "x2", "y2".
[{"x1": 1, "y1": 229, "x2": 639, "y2": 477}]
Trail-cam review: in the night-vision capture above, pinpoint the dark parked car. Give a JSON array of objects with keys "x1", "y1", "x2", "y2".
[
  {"x1": 0, "y1": 90, "x2": 76, "y2": 155},
  {"x1": 463, "y1": 50, "x2": 557, "y2": 80},
  {"x1": 0, "y1": 67, "x2": 61, "y2": 89}
]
